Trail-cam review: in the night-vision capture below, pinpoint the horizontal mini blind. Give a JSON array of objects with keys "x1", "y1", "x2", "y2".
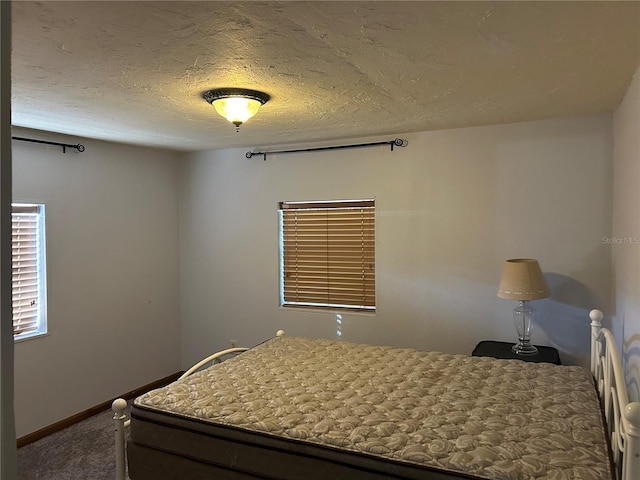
[
  {"x1": 280, "y1": 199, "x2": 375, "y2": 312},
  {"x1": 12, "y1": 204, "x2": 42, "y2": 337}
]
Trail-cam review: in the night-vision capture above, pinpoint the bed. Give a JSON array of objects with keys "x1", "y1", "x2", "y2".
[{"x1": 112, "y1": 309, "x2": 640, "y2": 479}]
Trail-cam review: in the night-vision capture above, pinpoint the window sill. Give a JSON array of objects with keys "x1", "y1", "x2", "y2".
[
  {"x1": 278, "y1": 305, "x2": 377, "y2": 317},
  {"x1": 14, "y1": 331, "x2": 49, "y2": 343}
]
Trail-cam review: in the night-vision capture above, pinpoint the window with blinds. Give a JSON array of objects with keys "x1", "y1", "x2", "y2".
[
  {"x1": 279, "y1": 199, "x2": 375, "y2": 312},
  {"x1": 12, "y1": 203, "x2": 47, "y2": 340}
]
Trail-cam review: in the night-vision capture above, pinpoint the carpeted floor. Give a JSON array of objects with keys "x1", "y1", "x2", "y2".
[{"x1": 18, "y1": 404, "x2": 130, "y2": 480}]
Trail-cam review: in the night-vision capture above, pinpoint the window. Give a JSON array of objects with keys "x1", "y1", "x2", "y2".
[
  {"x1": 12, "y1": 203, "x2": 47, "y2": 340},
  {"x1": 279, "y1": 199, "x2": 375, "y2": 312}
]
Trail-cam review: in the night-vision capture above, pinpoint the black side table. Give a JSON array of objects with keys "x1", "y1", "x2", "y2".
[{"x1": 472, "y1": 340, "x2": 561, "y2": 365}]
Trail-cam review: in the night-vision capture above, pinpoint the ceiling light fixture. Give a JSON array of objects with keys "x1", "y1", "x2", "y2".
[{"x1": 203, "y1": 88, "x2": 270, "y2": 132}]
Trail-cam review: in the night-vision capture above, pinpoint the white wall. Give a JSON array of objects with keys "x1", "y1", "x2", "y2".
[
  {"x1": 12, "y1": 128, "x2": 181, "y2": 438},
  {"x1": 179, "y1": 115, "x2": 613, "y2": 370},
  {"x1": 613, "y1": 66, "x2": 640, "y2": 402}
]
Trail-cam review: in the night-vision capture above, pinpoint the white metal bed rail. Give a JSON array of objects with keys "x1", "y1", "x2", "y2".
[
  {"x1": 111, "y1": 344, "x2": 274, "y2": 480},
  {"x1": 111, "y1": 347, "x2": 250, "y2": 479},
  {"x1": 111, "y1": 330, "x2": 285, "y2": 480},
  {"x1": 590, "y1": 309, "x2": 640, "y2": 480}
]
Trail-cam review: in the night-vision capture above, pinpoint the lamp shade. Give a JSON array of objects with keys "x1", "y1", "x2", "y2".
[{"x1": 497, "y1": 258, "x2": 550, "y2": 300}]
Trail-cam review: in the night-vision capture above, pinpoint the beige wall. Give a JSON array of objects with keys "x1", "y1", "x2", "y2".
[
  {"x1": 12, "y1": 128, "x2": 181, "y2": 437},
  {"x1": 613, "y1": 66, "x2": 640, "y2": 402},
  {"x1": 179, "y1": 115, "x2": 613, "y2": 370}
]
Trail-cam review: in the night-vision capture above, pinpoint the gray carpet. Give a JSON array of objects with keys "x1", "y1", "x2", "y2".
[{"x1": 18, "y1": 404, "x2": 130, "y2": 480}]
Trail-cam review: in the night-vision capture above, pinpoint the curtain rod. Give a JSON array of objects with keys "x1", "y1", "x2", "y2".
[
  {"x1": 246, "y1": 137, "x2": 408, "y2": 161},
  {"x1": 12, "y1": 136, "x2": 85, "y2": 153}
]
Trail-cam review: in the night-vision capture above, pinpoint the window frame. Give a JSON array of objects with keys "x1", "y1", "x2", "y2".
[
  {"x1": 12, "y1": 202, "x2": 48, "y2": 342},
  {"x1": 278, "y1": 199, "x2": 376, "y2": 313}
]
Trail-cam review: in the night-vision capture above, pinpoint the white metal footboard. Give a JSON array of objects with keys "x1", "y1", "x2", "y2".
[
  {"x1": 111, "y1": 347, "x2": 250, "y2": 479},
  {"x1": 590, "y1": 309, "x2": 640, "y2": 480},
  {"x1": 112, "y1": 330, "x2": 285, "y2": 480}
]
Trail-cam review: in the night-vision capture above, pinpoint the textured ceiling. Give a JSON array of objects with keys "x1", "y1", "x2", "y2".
[{"x1": 10, "y1": 1, "x2": 640, "y2": 152}]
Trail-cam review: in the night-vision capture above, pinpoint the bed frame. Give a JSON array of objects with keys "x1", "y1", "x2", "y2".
[
  {"x1": 111, "y1": 343, "x2": 256, "y2": 480},
  {"x1": 589, "y1": 309, "x2": 640, "y2": 480},
  {"x1": 112, "y1": 312, "x2": 640, "y2": 480}
]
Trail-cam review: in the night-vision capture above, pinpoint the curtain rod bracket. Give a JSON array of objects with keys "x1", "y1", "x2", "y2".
[
  {"x1": 12, "y1": 136, "x2": 85, "y2": 153},
  {"x1": 246, "y1": 137, "x2": 407, "y2": 161}
]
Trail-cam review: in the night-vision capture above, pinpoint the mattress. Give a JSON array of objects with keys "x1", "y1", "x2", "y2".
[{"x1": 131, "y1": 336, "x2": 613, "y2": 480}]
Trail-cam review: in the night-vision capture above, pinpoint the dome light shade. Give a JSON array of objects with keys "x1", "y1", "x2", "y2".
[
  {"x1": 212, "y1": 97, "x2": 262, "y2": 125},
  {"x1": 203, "y1": 88, "x2": 270, "y2": 131}
]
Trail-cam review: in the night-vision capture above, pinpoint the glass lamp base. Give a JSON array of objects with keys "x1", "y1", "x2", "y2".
[
  {"x1": 512, "y1": 300, "x2": 538, "y2": 356},
  {"x1": 512, "y1": 342, "x2": 538, "y2": 355}
]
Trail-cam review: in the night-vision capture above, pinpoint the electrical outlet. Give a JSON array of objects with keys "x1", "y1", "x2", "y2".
[{"x1": 230, "y1": 339, "x2": 238, "y2": 348}]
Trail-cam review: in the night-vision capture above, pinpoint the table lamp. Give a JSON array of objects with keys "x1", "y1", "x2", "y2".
[{"x1": 497, "y1": 258, "x2": 550, "y2": 355}]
